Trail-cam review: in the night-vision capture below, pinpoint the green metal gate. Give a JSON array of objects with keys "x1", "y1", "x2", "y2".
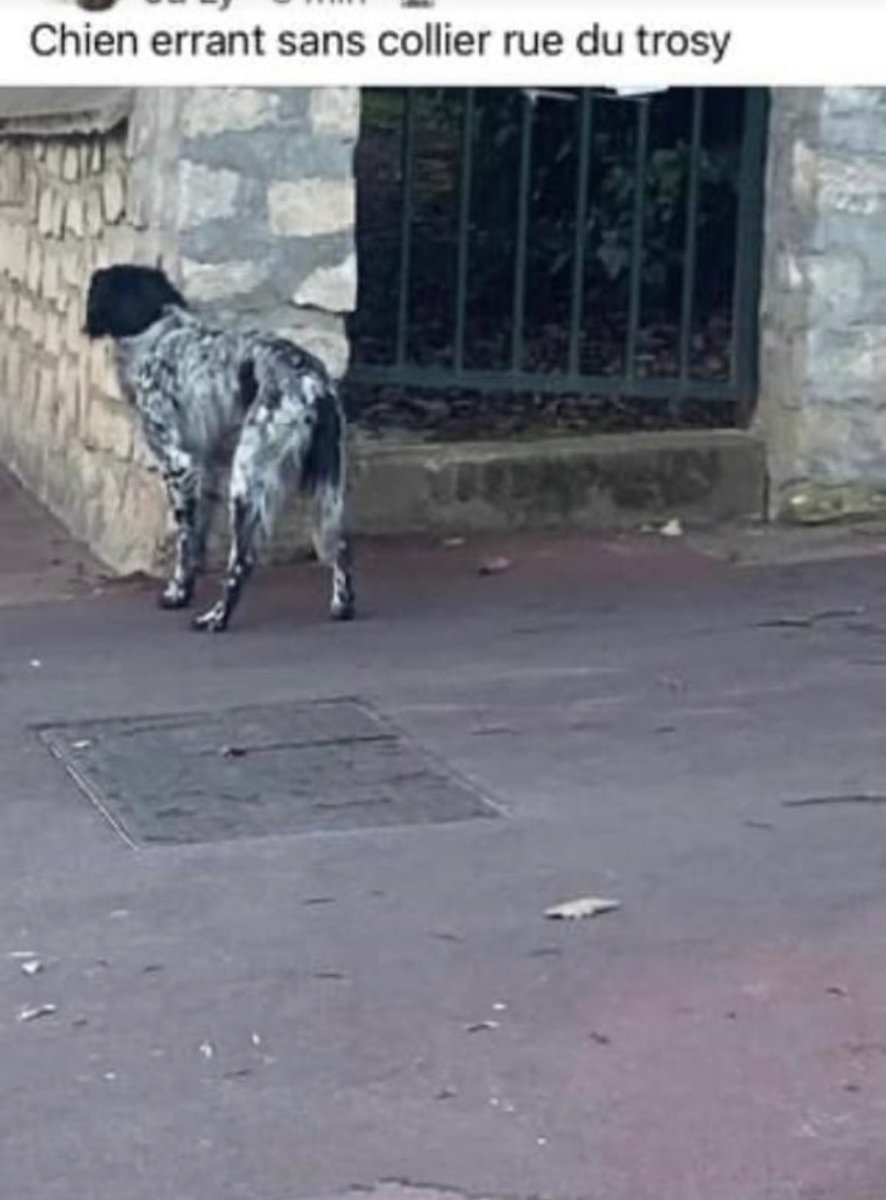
[{"x1": 348, "y1": 88, "x2": 768, "y2": 436}]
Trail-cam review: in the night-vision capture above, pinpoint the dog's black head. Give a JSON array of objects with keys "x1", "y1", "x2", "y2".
[{"x1": 85, "y1": 264, "x2": 187, "y2": 340}]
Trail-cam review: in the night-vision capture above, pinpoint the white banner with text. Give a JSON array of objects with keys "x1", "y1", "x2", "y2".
[{"x1": 1, "y1": 0, "x2": 884, "y2": 87}]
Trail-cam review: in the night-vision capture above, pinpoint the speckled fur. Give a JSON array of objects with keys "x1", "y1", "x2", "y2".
[{"x1": 85, "y1": 264, "x2": 355, "y2": 631}]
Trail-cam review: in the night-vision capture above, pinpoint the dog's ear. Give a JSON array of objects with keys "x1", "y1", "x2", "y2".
[
  {"x1": 84, "y1": 268, "x2": 113, "y2": 338},
  {"x1": 84, "y1": 264, "x2": 186, "y2": 340}
]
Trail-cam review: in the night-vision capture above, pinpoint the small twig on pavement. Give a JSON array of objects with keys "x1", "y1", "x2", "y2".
[
  {"x1": 18, "y1": 1004, "x2": 58, "y2": 1023},
  {"x1": 783, "y1": 794, "x2": 886, "y2": 809}
]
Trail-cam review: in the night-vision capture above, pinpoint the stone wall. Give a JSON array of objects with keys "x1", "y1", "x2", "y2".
[
  {"x1": 175, "y1": 88, "x2": 358, "y2": 380},
  {"x1": 758, "y1": 88, "x2": 886, "y2": 522},
  {"x1": 0, "y1": 87, "x2": 359, "y2": 575},
  {"x1": 8, "y1": 85, "x2": 886, "y2": 565},
  {"x1": 0, "y1": 99, "x2": 162, "y2": 575}
]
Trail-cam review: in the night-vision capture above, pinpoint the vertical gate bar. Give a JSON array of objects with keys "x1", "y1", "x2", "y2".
[
  {"x1": 395, "y1": 89, "x2": 417, "y2": 368},
  {"x1": 624, "y1": 98, "x2": 650, "y2": 382},
  {"x1": 678, "y1": 89, "x2": 704, "y2": 387},
  {"x1": 453, "y1": 89, "x2": 476, "y2": 376},
  {"x1": 730, "y1": 88, "x2": 769, "y2": 421},
  {"x1": 510, "y1": 93, "x2": 534, "y2": 373},
  {"x1": 569, "y1": 90, "x2": 594, "y2": 377}
]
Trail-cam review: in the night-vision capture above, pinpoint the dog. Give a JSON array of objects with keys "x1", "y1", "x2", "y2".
[{"x1": 84, "y1": 264, "x2": 355, "y2": 632}]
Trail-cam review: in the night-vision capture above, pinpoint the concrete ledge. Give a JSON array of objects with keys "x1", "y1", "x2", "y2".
[
  {"x1": 261, "y1": 429, "x2": 766, "y2": 565},
  {"x1": 146, "y1": 429, "x2": 769, "y2": 572},
  {"x1": 342, "y1": 429, "x2": 766, "y2": 539}
]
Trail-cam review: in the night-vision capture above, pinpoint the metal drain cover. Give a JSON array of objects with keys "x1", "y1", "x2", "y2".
[{"x1": 39, "y1": 699, "x2": 497, "y2": 846}]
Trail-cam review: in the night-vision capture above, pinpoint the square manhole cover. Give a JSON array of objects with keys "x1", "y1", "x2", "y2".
[{"x1": 39, "y1": 699, "x2": 498, "y2": 846}]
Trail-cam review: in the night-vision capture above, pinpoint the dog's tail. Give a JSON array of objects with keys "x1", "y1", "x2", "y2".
[{"x1": 299, "y1": 380, "x2": 345, "y2": 499}]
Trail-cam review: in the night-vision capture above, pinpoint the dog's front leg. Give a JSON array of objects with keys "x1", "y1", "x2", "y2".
[
  {"x1": 159, "y1": 449, "x2": 202, "y2": 610},
  {"x1": 137, "y1": 400, "x2": 204, "y2": 610}
]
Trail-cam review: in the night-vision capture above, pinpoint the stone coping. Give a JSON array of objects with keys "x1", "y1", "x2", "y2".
[{"x1": 0, "y1": 89, "x2": 133, "y2": 137}]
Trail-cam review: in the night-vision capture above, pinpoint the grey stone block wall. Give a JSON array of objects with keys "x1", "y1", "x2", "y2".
[
  {"x1": 176, "y1": 88, "x2": 358, "y2": 379},
  {"x1": 759, "y1": 88, "x2": 886, "y2": 522}
]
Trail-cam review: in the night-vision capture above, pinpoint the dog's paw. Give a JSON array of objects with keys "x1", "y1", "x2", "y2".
[
  {"x1": 330, "y1": 595, "x2": 356, "y2": 622},
  {"x1": 192, "y1": 602, "x2": 229, "y2": 633},
  {"x1": 159, "y1": 580, "x2": 193, "y2": 610}
]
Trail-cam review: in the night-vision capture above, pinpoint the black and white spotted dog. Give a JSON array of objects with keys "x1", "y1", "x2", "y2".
[{"x1": 85, "y1": 264, "x2": 355, "y2": 632}]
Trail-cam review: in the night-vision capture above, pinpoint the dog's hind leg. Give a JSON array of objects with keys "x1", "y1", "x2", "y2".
[
  {"x1": 191, "y1": 486, "x2": 261, "y2": 633},
  {"x1": 192, "y1": 368, "x2": 353, "y2": 633},
  {"x1": 191, "y1": 413, "x2": 296, "y2": 633},
  {"x1": 191, "y1": 461, "x2": 223, "y2": 573},
  {"x1": 300, "y1": 375, "x2": 354, "y2": 621},
  {"x1": 311, "y1": 481, "x2": 355, "y2": 622}
]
